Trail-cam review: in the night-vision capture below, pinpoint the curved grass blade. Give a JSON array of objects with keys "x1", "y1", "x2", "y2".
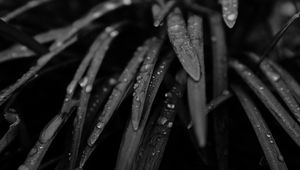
[
  {"x1": 167, "y1": 7, "x2": 201, "y2": 81},
  {"x1": 220, "y1": 0, "x2": 238, "y2": 28},
  {"x1": 83, "y1": 77, "x2": 118, "y2": 135},
  {"x1": 18, "y1": 35, "x2": 102, "y2": 170},
  {"x1": 271, "y1": 62, "x2": 300, "y2": 103},
  {"x1": 67, "y1": 24, "x2": 122, "y2": 170},
  {"x1": 1, "y1": 0, "x2": 51, "y2": 22},
  {"x1": 0, "y1": 26, "x2": 72, "y2": 64},
  {"x1": 0, "y1": 111, "x2": 20, "y2": 154},
  {"x1": 230, "y1": 59, "x2": 300, "y2": 147},
  {"x1": 187, "y1": 14, "x2": 207, "y2": 147},
  {"x1": 232, "y1": 85, "x2": 288, "y2": 170},
  {"x1": 115, "y1": 51, "x2": 174, "y2": 170},
  {"x1": 50, "y1": 0, "x2": 132, "y2": 50},
  {"x1": 0, "y1": 36, "x2": 77, "y2": 107},
  {"x1": 207, "y1": 90, "x2": 232, "y2": 113},
  {"x1": 248, "y1": 53, "x2": 300, "y2": 123},
  {"x1": 248, "y1": 52, "x2": 300, "y2": 104},
  {"x1": 131, "y1": 38, "x2": 164, "y2": 130},
  {"x1": 0, "y1": 19, "x2": 48, "y2": 55},
  {"x1": 133, "y1": 82, "x2": 184, "y2": 170},
  {"x1": 78, "y1": 38, "x2": 154, "y2": 169},
  {"x1": 259, "y1": 11, "x2": 300, "y2": 64},
  {"x1": 153, "y1": 0, "x2": 176, "y2": 27}
]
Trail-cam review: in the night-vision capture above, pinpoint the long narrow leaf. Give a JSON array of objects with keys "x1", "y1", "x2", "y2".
[
  {"x1": 230, "y1": 59, "x2": 300, "y2": 147},
  {"x1": 131, "y1": 37, "x2": 164, "y2": 130},
  {"x1": 187, "y1": 14, "x2": 207, "y2": 147},
  {"x1": 115, "y1": 51, "x2": 174, "y2": 170},
  {"x1": 133, "y1": 82, "x2": 184, "y2": 170},
  {"x1": 167, "y1": 7, "x2": 201, "y2": 81},
  {"x1": 78, "y1": 38, "x2": 154, "y2": 169},
  {"x1": 232, "y1": 84, "x2": 287, "y2": 170}
]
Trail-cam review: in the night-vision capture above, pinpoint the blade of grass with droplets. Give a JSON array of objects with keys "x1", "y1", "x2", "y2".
[
  {"x1": 167, "y1": 7, "x2": 201, "y2": 81},
  {"x1": 220, "y1": 0, "x2": 238, "y2": 28},
  {"x1": 115, "y1": 51, "x2": 174, "y2": 170},
  {"x1": 133, "y1": 82, "x2": 184, "y2": 170},
  {"x1": 0, "y1": 36, "x2": 77, "y2": 107},
  {"x1": 68, "y1": 24, "x2": 122, "y2": 170},
  {"x1": 152, "y1": 0, "x2": 176, "y2": 27},
  {"x1": 187, "y1": 14, "x2": 207, "y2": 147},
  {"x1": 18, "y1": 34, "x2": 103, "y2": 170},
  {"x1": 78, "y1": 38, "x2": 154, "y2": 169},
  {"x1": 270, "y1": 62, "x2": 300, "y2": 103},
  {"x1": 232, "y1": 85, "x2": 287, "y2": 170},
  {"x1": 0, "y1": 19, "x2": 48, "y2": 55},
  {"x1": 0, "y1": 111, "x2": 20, "y2": 153},
  {"x1": 248, "y1": 52, "x2": 300, "y2": 104},
  {"x1": 131, "y1": 37, "x2": 164, "y2": 130},
  {"x1": 83, "y1": 76, "x2": 118, "y2": 135},
  {"x1": 1, "y1": 0, "x2": 51, "y2": 22},
  {"x1": 248, "y1": 53, "x2": 300, "y2": 124},
  {"x1": 230, "y1": 59, "x2": 300, "y2": 147}
]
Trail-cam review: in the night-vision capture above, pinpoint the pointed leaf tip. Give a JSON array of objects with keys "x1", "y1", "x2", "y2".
[{"x1": 221, "y1": 0, "x2": 238, "y2": 28}]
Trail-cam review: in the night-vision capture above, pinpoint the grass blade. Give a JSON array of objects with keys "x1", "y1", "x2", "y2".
[
  {"x1": 230, "y1": 59, "x2": 300, "y2": 147},
  {"x1": 67, "y1": 24, "x2": 122, "y2": 170},
  {"x1": 78, "y1": 38, "x2": 154, "y2": 169},
  {"x1": 115, "y1": 50, "x2": 174, "y2": 170},
  {"x1": 209, "y1": 12, "x2": 229, "y2": 170},
  {"x1": 259, "y1": 11, "x2": 300, "y2": 63},
  {"x1": 220, "y1": 0, "x2": 238, "y2": 28},
  {"x1": 133, "y1": 82, "x2": 184, "y2": 170},
  {"x1": 50, "y1": 0, "x2": 132, "y2": 50},
  {"x1": 248, "y1": 53, "x2": 300, "y2": 123},
  {"x1": 187, "y1": 14, "x2": 207, "y2": 147},
  {"x1": 0, "y1": 36, "x2": 77, "y2": 107},
  {"x1": 0, "y1": 19, "x2": 48, "y2": 55},
  {"x1": 207, "y1": 90, "x2": 232, "y2": 113},
  {"x1": 1, "y1": 0, "x2": 51, "y2": 22},
  {"x1": 0, "y1": 111, "x2": 20, "y2": 154},
  {"x1": 131, "y1": 38, "x2": 164, "y2": 130},
  {"x1": 232, "y1": 84, "x2": 288, "y2": 170},
  {"x1": 167, "y1": 7, "x2": 201, "y2": 81}
]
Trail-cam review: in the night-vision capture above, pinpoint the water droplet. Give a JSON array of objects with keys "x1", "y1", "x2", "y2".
[
  {"x1": 133, "y1": 83, "x2": 139, "y2": 89},
  {"x1": 80, "y1": 77, "x2": 88, "y2": 87},
  {"x1": 167, "y1": 104, "x2": 175, "y2": 109},
  {"x1": 167, "y1": 122, "x2": 173, "y2": 128},
  {"x1": 86, "y1": 85, "x2": 92, "y2": 93},
  {"x1": 110, "y1": 31, "x2": 118, "y2": 37},
  {"x1": 222, "y1": 90, "x2": 230, "y2": 95},
  {"x1": 158, "y1": 117, "x2": 168, "y2": 125},
  {"x1": 165, "y1": 92, "x2": 172, "y2": 98},
  {"x1": 142, "y1": 64, "x2": 152, "y2": 71},
  {"x1": 96, "y1": 121, "x2": 104, "y2": 129},
  {"x1": 123, "y1": 0, "x2": 132, "y2": 5},
  {"x1": 278, "y1": 155, "x2": 284, "y2": 162},
  {"x1": 109, "y1": 78, "x2": 117, "y2": 85},
  {"x1": 227, "y1": 14, "x2": 236, "y2": 21},
  {"x1": 67, "y1": 82, "x2": 76, "y2": 94},
  {"x1": 29, "y1": 147, "x2": 37, "y2": 156}
]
